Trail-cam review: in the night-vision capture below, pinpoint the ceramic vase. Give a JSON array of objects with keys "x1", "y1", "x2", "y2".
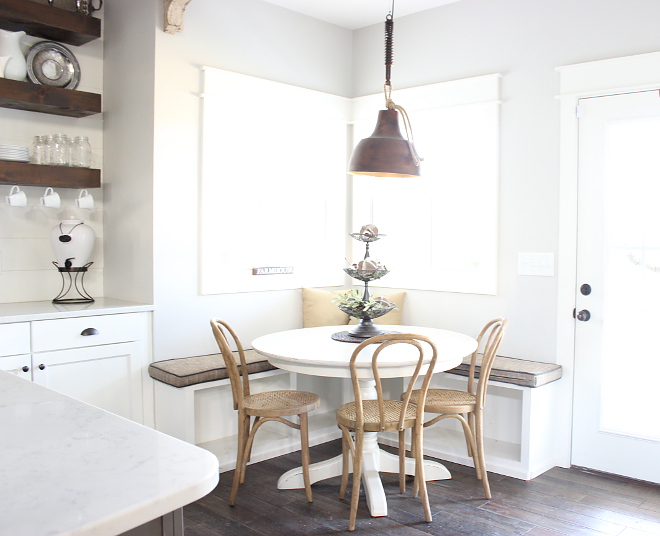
[
  {"x1": 0, "y1": 30, "x2": 27, "y2": 81},
  {"x1": 50, "y1": 219, "x2": 96, "y2": 269}
]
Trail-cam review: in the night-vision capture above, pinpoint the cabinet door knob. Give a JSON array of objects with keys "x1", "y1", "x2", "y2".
[
  {"x1": 38, "y1": 363, "x2": 46, "y2": 370},
  {"x1": 81, "y1": 327, "x2": 99, "y2": 336},
  {"x1": 22, "y1": 365, "x2": 29, "y2": 373}
]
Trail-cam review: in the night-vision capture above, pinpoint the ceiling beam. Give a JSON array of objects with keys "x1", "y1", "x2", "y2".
[{"x1": 164, "y1": 0, "x2": 193, "y2": 34}]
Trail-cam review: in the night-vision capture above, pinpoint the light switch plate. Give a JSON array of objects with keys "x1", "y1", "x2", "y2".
[{"x1": 518, "y1": 252, "x2": 554, "y2": 276}]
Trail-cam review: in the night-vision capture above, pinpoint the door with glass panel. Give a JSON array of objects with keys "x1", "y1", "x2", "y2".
[{"x1": 572, "y1": 90, "x2": 660, "y2": 483}]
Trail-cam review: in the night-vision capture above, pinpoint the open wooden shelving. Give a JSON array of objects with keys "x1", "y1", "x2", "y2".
[
  {"x1": 0, "y1": 161, "x2": 100, "y2": 189},
  {"x1": 0, "y1": 0, "x2": 100, "y2": 46},
  {"x1": 0, "y1": 77, "x2": 101, "y2": 117},
  {"x1": 0, "y1": 0, "x2": 102, "y2": 188}
]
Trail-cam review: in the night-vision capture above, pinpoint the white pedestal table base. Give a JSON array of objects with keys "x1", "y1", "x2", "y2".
[
  {"x1": 277, "y1": 378, "x2": 452, "y2": 517},
  {"x1": 277, "y1": 435, "x2": 451, "y2": 517}
]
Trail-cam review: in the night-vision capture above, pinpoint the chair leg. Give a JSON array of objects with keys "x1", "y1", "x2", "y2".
[
  {"x1": 339, "y1": 428, "x2": 350, "y2": 500},
  {"x1": 230, "y1": 413, "x2": 248, "y2": 506},
  {"x1": 349, "y1": 430, "x2": 364, "y2": 531},
  {"x1": 457, "y1": 413, "x2": 483, "y2": 481},
  {"x1": 464, "y1": 412, "x2": 474, "y2": 458},
  {"x1": 299, "y1": 412, "x2": 313, "y2": 503},
  {"x1": 398, "y1": 429, "x2": 406, "y2": 493},
  {"x1": 475, "y1": 411, "x2": 491, "y2": 499},
  {"x1": 414, "y1": 424, "x2": 432, "y2": 522},
  {"x1": 411, "y1": 426, "x2": 420, "y2": 498},
  {"x1": 239, "y1": 416, "x2": 253, "y2": 483}
]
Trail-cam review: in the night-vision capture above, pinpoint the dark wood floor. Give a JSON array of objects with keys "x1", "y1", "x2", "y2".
[{"x1": 184, "y1": 439, "x2": 660, "y2": 536}]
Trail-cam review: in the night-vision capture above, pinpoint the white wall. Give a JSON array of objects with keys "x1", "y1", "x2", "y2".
[
  {"x1": 103, "y1": 0, "x2": 157, "y2": 305},
  {"x1": 0, "y1": 18, "x2": 105, "y2": 303},
  {"x1": 354, "y1": 0, "x2": 660, "y2": 362}
]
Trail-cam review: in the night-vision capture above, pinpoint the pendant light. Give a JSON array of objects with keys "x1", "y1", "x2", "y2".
[{"x1": 348, "y1": 3, "x2": 422, "y2": 178}]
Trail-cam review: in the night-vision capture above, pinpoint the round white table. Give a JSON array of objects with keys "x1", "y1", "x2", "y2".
[{"x1": 252, "y1": 324, "x2": 477, "y2": 517}]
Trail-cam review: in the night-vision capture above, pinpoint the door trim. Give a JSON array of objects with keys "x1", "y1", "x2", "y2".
[{"x1": 555, "y1": 51, "x2": 660, "y2": 469}]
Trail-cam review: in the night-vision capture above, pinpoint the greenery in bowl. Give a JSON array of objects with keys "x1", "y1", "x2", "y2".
[{"x1": 333, "y1": 289, "x2": 396, "y2": 320}]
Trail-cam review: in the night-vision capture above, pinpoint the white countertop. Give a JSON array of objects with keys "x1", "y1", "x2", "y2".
[
  {"x1": 0, "y1": 298, "x2": 154, "y2": 324},
  {"x1": 0, "y1": 371, "x2": 219, "y2": 536}
]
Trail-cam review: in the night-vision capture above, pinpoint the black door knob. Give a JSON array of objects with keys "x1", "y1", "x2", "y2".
[
  {"x1": 38, "y1": 363, "x2": 46, "y2": 370},
  {"x1": 22, "y1": 365, "x2": 29, "y2": 373},
  {"x1": 577, "y1": 309, "x2": 591, "y2": 322}
]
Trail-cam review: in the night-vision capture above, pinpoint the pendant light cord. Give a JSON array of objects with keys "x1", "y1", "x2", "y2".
[{"x1": 382, "y1": 7, "x2": 422, "y2": 166}]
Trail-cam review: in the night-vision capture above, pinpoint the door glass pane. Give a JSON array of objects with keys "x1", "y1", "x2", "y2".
[{"x1": 601, "y1": 116, "x2": 660, "y2": 441}]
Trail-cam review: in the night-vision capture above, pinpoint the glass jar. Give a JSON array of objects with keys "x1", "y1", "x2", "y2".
[
  {"x1": 43, "y1": 134, "x2": 53, "y2": 165},
  {"x1": 51, "y1": 133, "x2": 68, "y2": 166},
  {"x1": 30, "y1": 135, "x2": 46, "y2": 165},
  {"x1": 71, "y1": 136, "x2": 92, "y2": 168}
]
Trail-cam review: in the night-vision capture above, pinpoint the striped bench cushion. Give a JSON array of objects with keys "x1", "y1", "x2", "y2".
[
  {"x1": 148, "y1": 349, "x2": 276, "y2": 388},
  {"x1": 446, "y1": 355, "x2": 562, "y2": 388}
]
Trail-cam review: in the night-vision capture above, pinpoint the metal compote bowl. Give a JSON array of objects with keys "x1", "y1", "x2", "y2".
[{"x1": 337, "y1": 298, "x2": 397, "y2": 339}]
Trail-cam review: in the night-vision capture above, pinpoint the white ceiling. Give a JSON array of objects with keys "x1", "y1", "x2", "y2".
[{"x1": 260, "y1": 0, "x2": 463, "y2": 30}]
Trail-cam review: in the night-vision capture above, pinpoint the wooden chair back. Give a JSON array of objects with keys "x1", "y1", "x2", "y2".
[
  {"x1": 210, "y1": 318, "x2": 251, "y2": 411},
  {"x1": 349, "y1": 333, "x2": 438, "y2": 431},
  {"x1": 466, "y1": 318, "x2": 508, "y2": 409}
]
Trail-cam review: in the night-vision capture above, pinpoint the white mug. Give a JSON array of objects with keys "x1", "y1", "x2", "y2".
[
  {"x1": 40, "y1": 187, "x2": 61, "y2": 209},
  {"x1": 6, "y1": 185, "x2": 27, "y2": 207},
  {"x1": 75, "y1": 189, "x2": 94, "y2": 209}
]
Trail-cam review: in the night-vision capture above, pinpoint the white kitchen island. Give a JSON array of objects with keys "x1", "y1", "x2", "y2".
[{"x1": 0, "y1": 371, "x2": 219, "y2": 536}]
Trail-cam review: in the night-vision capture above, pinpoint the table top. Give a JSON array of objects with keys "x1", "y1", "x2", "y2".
[
  {"x1": 252, "y1": 325, "x2": 478, "y2": 379},
  {"x1": 0, "y1": 371, "x2": 219, "y2": 536}
]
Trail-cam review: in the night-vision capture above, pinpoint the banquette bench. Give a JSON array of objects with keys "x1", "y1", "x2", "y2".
[{"x1": 149, "y1": 348, "x2": 561, "y2": 478}]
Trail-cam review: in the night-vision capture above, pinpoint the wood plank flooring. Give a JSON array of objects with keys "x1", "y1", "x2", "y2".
[{"x1": 184, "y1": 440, "x2": 660, "y2": 536}]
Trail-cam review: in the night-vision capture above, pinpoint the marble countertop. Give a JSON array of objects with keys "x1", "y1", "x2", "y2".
[
  {"x1": 0, "y1": 298, "x2": 154, "y2": 324},
  {"x1": 0, "y1": 371, "x2": 219, "y2": 536}
]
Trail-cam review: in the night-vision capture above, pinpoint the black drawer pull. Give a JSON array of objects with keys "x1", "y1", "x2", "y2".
[
  {"x1": 22, "y1": 365, "x2": 29, "y2": 373},
  {"x1": 38, "y1": 364, "x2": 46, "y2": 370},
  {"x1": 81, "y1": 327, "x2": 99, "y2": 336}
]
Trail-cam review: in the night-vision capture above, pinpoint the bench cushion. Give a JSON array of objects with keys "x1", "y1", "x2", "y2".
[
  {"x1": 446, "y1": 355, "x2": 562, "y2": 388},
  {"x1": 149, "y1": 349, "x2": 276, "y2": 388}
]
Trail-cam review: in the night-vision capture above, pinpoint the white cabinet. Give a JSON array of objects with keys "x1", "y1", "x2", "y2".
[{"x1": 0, "y1": 309, "x2": 151, "y2": 425}]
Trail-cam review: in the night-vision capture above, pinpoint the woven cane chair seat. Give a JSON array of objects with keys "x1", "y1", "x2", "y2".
[
  {"x1": 409, "y1": 388, "x2": 476, "y2": 413},
  {"x1": 336, "y1": 399, "x2": 418, "y2": 432},
  {"x1": 244, "y1": 390, "x2": 320, "y2": 417}
]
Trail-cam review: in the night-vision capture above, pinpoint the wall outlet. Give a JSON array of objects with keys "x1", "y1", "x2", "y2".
[{"x1": 518, "y1": 252, "x2": 554, "y2": 276}]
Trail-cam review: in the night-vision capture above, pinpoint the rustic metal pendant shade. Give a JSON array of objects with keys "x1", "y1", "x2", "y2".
[
  {"x1": 348, "y1": 109, "x2": 421, "y2": 178},
  {"x1": 348, "y1": 9, "x2": 422, "y2": 178}
]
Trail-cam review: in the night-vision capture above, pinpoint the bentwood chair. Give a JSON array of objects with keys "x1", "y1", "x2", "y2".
[
  {"x1": 336, "y1": 333, "x2": 439, "y2": 531},
  {"x1": 210, "y1": 319, "x2": 321, "y2": 506},
  {"x1": 407, "y1": 318, "x2": 507, "y2": 499}
]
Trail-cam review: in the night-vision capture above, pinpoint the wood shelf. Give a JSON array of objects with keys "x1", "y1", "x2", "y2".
[
  {"x1": 0, "y1": 0, "x2": 100, "y2": 46},
  {"x1": 0, "y1": 161, "x2": 100, "y2": 188},
  {"x1": 0, "y1": 77, "x2": 101, "y2": 117}
]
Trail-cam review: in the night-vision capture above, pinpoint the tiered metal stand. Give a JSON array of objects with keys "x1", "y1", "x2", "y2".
[{"x1": 332, "y1": 231, "x2": 398, "y2": 342}]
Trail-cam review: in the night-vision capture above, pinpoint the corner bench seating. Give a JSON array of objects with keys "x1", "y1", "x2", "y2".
[
  {"x1": 149, "y1": 351, "x2": 562, "y2": 391},
  {"x1": 149, "y1": 349, "x2": 562, "y2": 481},
  {"x1": 149, "y1": 349, "x2": 276, "y2": 388},
  {"x1": 447, "y1": 354, "x2": 562, "y2": 388}
]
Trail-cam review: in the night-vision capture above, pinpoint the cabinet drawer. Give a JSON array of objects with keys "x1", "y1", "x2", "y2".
[
  {"x1": 32, "y1": 313, "x2": 147, "y2": 353},
  {"x1": 0, "y1": 322, "x2": 30, "y2": 357}
]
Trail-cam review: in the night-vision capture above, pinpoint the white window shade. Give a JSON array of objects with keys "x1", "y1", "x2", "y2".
[{"x1": 200, "y1": 67, "x2": 350, "y2": 294}]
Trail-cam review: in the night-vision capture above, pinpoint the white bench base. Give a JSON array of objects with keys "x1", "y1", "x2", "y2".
[
  {"x1": 153, "y1": 368, "x2": 341, "y2": 473},
  {"x1": 379, "y1": 372, "x2": 559, "y2": 480}
]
